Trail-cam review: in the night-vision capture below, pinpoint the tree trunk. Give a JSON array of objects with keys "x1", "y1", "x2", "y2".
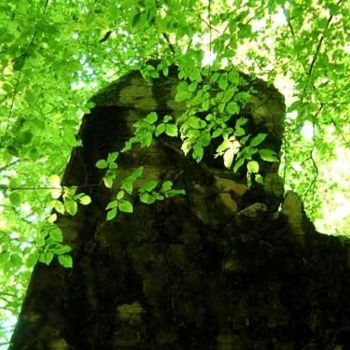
[{"x1": 10, "y1": 65, "x2": 350, "y2": 349}]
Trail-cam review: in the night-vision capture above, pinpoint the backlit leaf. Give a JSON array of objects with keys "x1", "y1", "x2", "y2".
[
  {"x1": 58, "y1": 255, "x2": 73, "y2": 268},
  {"x1": 118, "y1": 200, "x2": 133, "y2": 213}
]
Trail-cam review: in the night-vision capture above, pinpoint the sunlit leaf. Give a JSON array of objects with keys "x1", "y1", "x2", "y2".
[
  {"x1": 224, "y1": 148, "x2": 235, "y2": 168},
  {"x1": 79, "y1": 195, "x2": 91, "y2": 205},
  {"x1": 165, "y1": 124, "x2": 178, "y2": 137},
  {"x1": 58, "y1": 254, "x2": 73, "y2": 268},
  {"x1": 247, "y1": 160, "x2": 259, "y2": 173},
  {"x1": 9, "y1": 192, "x2": 21, "y2": 206},
  {"x1": 64, "y1": 199, "x2": 78, "y2": 216},
  {"x1": 107, "y1": 208, "x2": 118, "y2": 221},
  {"x1": 49, "y1": 226, "x2": 63, "y2": 242},
  {"x1": 259, "y1": 148, "x2": 279, "y2": 162},
  {"x1": 118, "y1": 200, "x2": 133, "y2": 213},
  {"x1": 250, "y1": 133, "x2": 267, "y2": 147},
  {"x1": 96, "y1": 159, "x2": 108, "y2": 169}
]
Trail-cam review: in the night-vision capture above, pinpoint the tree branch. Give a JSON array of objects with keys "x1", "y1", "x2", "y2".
[
  {"x1": 307, "y1": 0, "x2": 343, "y2": 79},
  {"x1": 282, "y1": 5, "x2": 295, "y2": 37}
]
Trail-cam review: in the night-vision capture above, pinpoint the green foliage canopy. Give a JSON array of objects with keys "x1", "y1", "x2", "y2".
[{"x1": 0, "y1": 0, "x2": 350, "y2": 344}]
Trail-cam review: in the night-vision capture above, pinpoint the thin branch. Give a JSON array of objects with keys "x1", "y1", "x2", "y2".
[
  {"x1": 307, "y1": 0, "x2": 343, "y2": 79},
  {"x1": 162, "y1": 33, "x2": 175, "y2": 54},
  {"x1": 282, "y1": 5, "x2": 295, "y2": 37},
  {"x1": 201, "y1": 17, "x2": 221, "y2": 34},
  {"x1": 302, "y1": 104, "x2": 323, "y2": 201},
  {"x1": 0, "y1": 183, "x2": 102, "y2": 191},
  {"x1": 330, "y1": 118, "x2": 349, "y2": 145},
  {"x1": 99, "y1": 30, "x2": 112, "y2": 43},
  {"x1": 0, "y1": 159, "x2": 20, "y2": 172}
]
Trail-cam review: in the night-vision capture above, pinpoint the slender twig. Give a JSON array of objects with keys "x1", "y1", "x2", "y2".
[
  {"x1": 201, "y1": 18, "x2": 221, "y2": 34},
  {"x1": 0, "y1": 159, "x2": 20, "y2": 172},
  {"x1": 307, "y1": 0, "x2": 343, "y2": 79},
  {"x1": 302, "y1": 104, "x2": 323, "y2": 201},
  {"x1": 282, "y1": 5, "x2": 295, "y2": 37},
  {"x1": 330, "y1": 118, "x2": 349, "y2": 145},
  {"x1": 0, "y1": 183, "x2": 102, "y2": 191},
  {"x1": 162, "y1": 33, "x2": 175, "y2": 54}
]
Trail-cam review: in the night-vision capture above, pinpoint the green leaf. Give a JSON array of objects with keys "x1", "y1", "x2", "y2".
[
  {"x1": 165, "y1": 124, "x2": 178, "y2": 137},
  {"x1": 145, "y1": 112, "x2": 158, "y2": 124},
  {"x1": 201, "y1": 99, "x2": 210, "y2": 111},
  {"x1": 96, "y1": 159, "x2": 108, "y2": 169},
  {"x1": 224, "y1": 148, "x2": 235, "y2": 168},
  {"x1": 26, "y1": 252, "x2": 38, "y2": 268},
  {"x1": 218, "y1": 76, "x2": 228, "y2": 90},
  {"x1": 226, "y1": 101, "x2": 239, "y2": 115},
  {"x1": 228, "y1": 70, "x2": 239, "y2": 84},
  {"x1": 161, "y1": 180, "x2": 173, "y2": 192},
  {"x1": 188, "y1": 116, "x2": 206, "y2": 129},
  {"x1": 103, "y1": 175, "x2": 114, "y2": 188},
  {"x1": 39, "y1": 252, "x2": 54, "y2": 266},
  {"x1": 107, "y1": 152, "x2": 119, "y2": 163},
  {"x1": 107, "y1": 208, "x2": 118, "y2": 221},
  {"x1": 49, "y1": 226, "x2": 63, "y2": 242},
  {"x1": 236, "y1": 117, "x2": 249, "y2": 128},
  {"x1": 216, "y1": 140, "x2": 230, "y2": 153},
  {"x1": 163, "y1": 115, "x2": 173, "y2": 123},
  {"x1": 121, "y1": 181, "x2": 133, "y2": 194},
  {"x1": 247, "y1": 160, "x2": 259, "y2": 173},
  {"x1": 64, "y1": 199, "x2": 78, "y2": 216},
  {"x1": 53, "y1": 200, "x2": 65, "y2": 214},
  {"x1": 117, "y1": 190, "x2": 125, "y2": 200},
  {"x1": 181, "y1": 139, "x2": 192, "y2": 155},
  {"x1": 193, "y1": 144, "x2": 204, "y2": 162},
  {"x1": 165, "y1": 189, "x2": 186, "y2": 197},
  {"x1": 29, "y1": 148, "x2": 40, "y2": 161},
  {"x1": 106, "y1": 200, "x2": 119, "y2": 210},
  {"x1": 79, "y1": 195, "x2": 91, "y2": 205},
  {"x1": 155, "y1": 123, "x2": 165, "y2": 136},
  {"x1": 58, "y1": 254, "x2": 73, "y2": 268},
  {"x1": 10, "y1": 253, "x2": 22, "y2": 268},
  {"x1": 17, "y1": 131, "x2": 33, "y2": 145},
  {"x1": 240, "y1": 135, "x2": 250, "y2": 145},
  {"x1": 9, "y1": 192, "x2": 21, "y2": 206},
  {"x1": 155, "y1": 193, "x2": 165, "y2": 200},
  {"x1": 255, "y1": 174, "x2": 264, "y2": 184},
  {"x1": 140, "y1": 180, "x2": 158, "y2": 192},
  {"x1": 142, "y1": 132, "x2": 153, "y2": 147},
  {"x1": 234, "y1": 127, "x2": 246, "y2": 137},
  {"x1": 233, "y1": 157, "x2": 245, "y2": 173},
  {"x1": 212, "y1": 128, "x2": 223, "y2": 138},
  {"x1": 133, "y1": 166, "x2": 144, "y2": 178},
  {"x1": 176, "y1": 81, "x2": 189, "y2": 101},
  {"x1": 258, "y1": 148, "x2": 279, "y2": 162},
  {"x1": 64, "y1": 186, "x2": 77, "y2": 197},
  {"x1": 122, "y1": 140, "x2": 133, "y2": 152},
  {"x1": 140, "y1": 192, "x2": 156, "y2": 204},
  {"x1": 222, "y1": 87, "x2": 236, "y2": 103},
  {"x1": 162, "y1": 66, "x2": 169, "y2": 76},
  {"x1": 198, "y1": 132, "x2": 211, "y2": 147},
  {"x1": 250, "y1": 133, "x2": 267, "y2": 147},
  {"x1": 118, "y1": 200, "x2": 133, "y2": 213},
  {"x1": 54, "y1": 244, "x2": 72, "y2": 255}
]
